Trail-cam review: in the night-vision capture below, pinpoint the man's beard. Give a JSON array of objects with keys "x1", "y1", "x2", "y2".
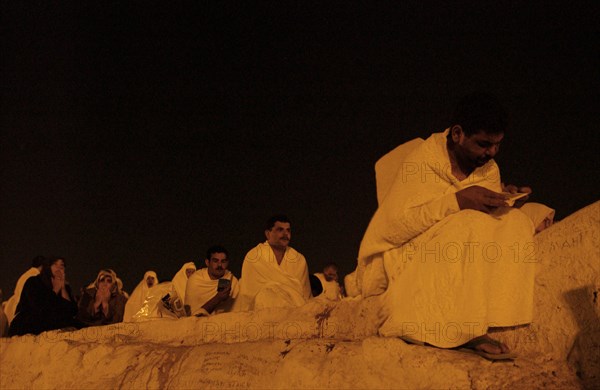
[{"x1": 474, "y1": 156, "x2": 491, "y2": 167}]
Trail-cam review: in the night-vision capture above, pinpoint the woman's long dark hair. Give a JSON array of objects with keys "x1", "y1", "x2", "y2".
[{"x1": 39, "y1": 257, "x2": 66, "y2": 290}]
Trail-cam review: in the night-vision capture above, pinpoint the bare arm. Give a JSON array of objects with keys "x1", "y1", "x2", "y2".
[{"x1": 200, "y1": 285, "x2": 231, "y2": 315}]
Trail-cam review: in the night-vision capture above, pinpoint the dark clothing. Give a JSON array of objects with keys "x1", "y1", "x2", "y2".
[
  {"x1": 9, "y1": 275, "x2": 79, "y2": 336},
  {"x1": 76, "y1": 287, "x2": 127, "y2": 326}
]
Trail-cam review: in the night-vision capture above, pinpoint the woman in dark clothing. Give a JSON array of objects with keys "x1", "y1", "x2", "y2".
[
  {"x1": 9, "y1": 257, "x2": 80, "y2": 336},
  {"x1": 77, "y1": 269, "x2": 128, "y2": 326}
]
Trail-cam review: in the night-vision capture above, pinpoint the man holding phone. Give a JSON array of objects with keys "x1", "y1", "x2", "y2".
[{"x1": 184, "y1": 245, "x2": 239, "y2": 316}]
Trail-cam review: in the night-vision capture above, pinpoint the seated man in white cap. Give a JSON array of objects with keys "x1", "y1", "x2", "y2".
[{"x1": 185, "y1": 245, "x2": 239, "y2": 316}]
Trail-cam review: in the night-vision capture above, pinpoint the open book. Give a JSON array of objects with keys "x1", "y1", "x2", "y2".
[{"x1": 502, "y1": 192, "x2": 529, "y2": 207}]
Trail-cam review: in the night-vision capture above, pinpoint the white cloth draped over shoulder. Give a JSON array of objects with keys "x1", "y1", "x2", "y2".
[
  {"x1": 185, "y1": 268, "x2": 239, "y2": 316},
  {"x1": 123, "y1": 270, "x2": 158, "y2": 321},
  {"x1": 236, "y1": 242, "x2": 311, "y2": 312},
  {"x1": 343, "y1": 271, "x2": 360, "y2": 298},
  {"x1": 4, "y1": 267, "x2": 40, "y2": 324},
  {"x1": 314, "y1": 273, "x2": 342, "y2": 301},
  {"x1": 172, "y1": 262, "x2": 196, "y2": 305},
  {"x1": 357, "y1": 130, "x2": 536, "y2": 348}
]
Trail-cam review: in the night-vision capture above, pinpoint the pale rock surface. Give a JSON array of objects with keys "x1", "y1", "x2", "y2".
[{"x1": 1, "y1": 201, "x2": 598, "y2": 389}]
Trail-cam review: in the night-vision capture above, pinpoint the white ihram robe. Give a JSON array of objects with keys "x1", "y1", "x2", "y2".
[
  {"x1": 185, "y1": 268, "x2": 239, "y2": 316},
  {"x1": 236, "y1": 242, "x2": 311, "y2": 312},
  {"x1": 357, "y1": 130, "x2": 536, "y2": 347}
]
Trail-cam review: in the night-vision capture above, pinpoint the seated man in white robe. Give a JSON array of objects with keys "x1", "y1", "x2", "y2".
[
  {"x1": 185, "y1": 245, "x2": 239, "y2": 316},
  {"x1": 356, "y1": 93, "x2": 535, "y2": 360},
  {"x1": 4, "y1": 256, "x2": 45, "y2": 325},
  {"x1": 314, "y1": 262, "x2": 343, "y2": 301},
  {"x1": 236, "y1": 215, "x2": 312, "y2": 311},
  {"x1": 123, "y1": 270, "x2": 158, "y2": 321},
  {"x1": 171, "y1": 261, "x2": 196, "y2": 307}
]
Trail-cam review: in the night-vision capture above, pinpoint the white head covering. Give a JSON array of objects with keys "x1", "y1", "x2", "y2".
[
  {"x1": 172, "y1": 262, "x2": 196, "y2": 305},
  {"x1": 520, "y1": 202, "x2": 556, "y2": 233},
  {"x1": 123, "y1": 270, "x2": 159, "y2": 321},
  {"x1": 116, "y1": 277, "x2": 129, "y2": 298},
  {"x1": 86, "y1": 269, "x2": 119, "y2": 294}
]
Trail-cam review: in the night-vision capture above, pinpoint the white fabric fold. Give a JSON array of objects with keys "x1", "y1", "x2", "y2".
[
  {"x1": 185, "y1": 268, "x2": 239, "y2": 316},
  {"x1": 4, "y1": 267, "x2": 40, "y2": 324},
  {"x1": 314, "y1": 273, "x2": 342, "y2": 301},
  {"x1": 236, "y1": 242, "x2": 311, "y2": 312},
  {"x1": 172, "y1": 262, "x2": 196, "y2": 305},
  {"x1": 520, "y1": 202, "x2": 555, "y2": 233},
  {"x1": 123, "y1": 270, "x2": 158, "y2": 321},
  {"x1": 357, "y1": 130, "x2": 500, "y2": 295},
  {"x1": 357, "y1": 130, "x2": 536, "y2": 347}
]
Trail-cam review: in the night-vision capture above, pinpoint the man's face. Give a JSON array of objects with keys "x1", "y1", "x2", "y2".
[
  {"x1": 454, "y1": 128, "x2": 504, "y2": 169},
  {"x1": 51, "y1": 259, "x2": 66, "y2": 279},
  {"x1": 98, "y1": 274, "x2": 114, "y2": 291},
  {"x1": 146, "y1": 276, "x2": 156, "y2": 288},
  {"x1": 205, "y1": 252, "x2": 229, "y2": 280},
  {"x1": 323, "y1": 266, "x2": 338, "y2": 282},
  {"x1": 265, "y1": 221, "x2": 291, "y2": 249}
]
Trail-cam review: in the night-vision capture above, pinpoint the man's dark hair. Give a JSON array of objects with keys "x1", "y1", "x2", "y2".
[
  {"x1": 265, "y1": 214, "x2": 291, "y2": 231},
  {"x1": 40, "y1": 257, "x2": 65, "y2": 289},
  {"x1": 206, "y1": 245, "x2": 228, "y2": 261},
  {"x1": 450, "y1": 92, "x2": 508, "y2": 136},
  {"x1": 31, "y1": 255, "x2": 46, "y2": 268}
]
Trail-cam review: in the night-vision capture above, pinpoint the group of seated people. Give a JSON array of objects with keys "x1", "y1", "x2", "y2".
[
  {"x1": 1, "y1": 202, "x2": 555, "y2": 338},
  {"x1": 0, "y1": 215, "x2": 345, "y2": 337}
]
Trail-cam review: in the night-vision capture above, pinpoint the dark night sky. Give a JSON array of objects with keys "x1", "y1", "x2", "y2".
[{"x1": 1, "y1": 3, "x2": 598, "y2": 296}]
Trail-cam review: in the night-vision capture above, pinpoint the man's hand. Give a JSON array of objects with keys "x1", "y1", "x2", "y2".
[
  {"x1": 51, "y1": 269, "x2": 72, "y2": 300},
  {"x1": 502, "y1": 183, "x2": 532, "y2": 208},
  {"x1": 95, "y1": 285, "x2": 111, "y2": 303},
  {"x1": 51, "y1": 269, "x2": 66, "y2": 294},
  {"x1": 201, "y1": 285, "x2": 232, "y2": 314},
  {"x1": 456, "y1": 185, "x2": 508, "y2": 213},
  {"x1": 94, "y1": 284, "x2": 111, "y2": 315},
  {"x1": 214, "y1": 285, "x2": 231, "y2": 304}
]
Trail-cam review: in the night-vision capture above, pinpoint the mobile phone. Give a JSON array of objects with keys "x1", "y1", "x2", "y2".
[{"x1": 217, "y1": 278, "x2": 231, "y2": 291}]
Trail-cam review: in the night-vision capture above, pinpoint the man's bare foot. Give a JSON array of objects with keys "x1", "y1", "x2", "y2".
[{"x1": 463, "y1": 334, "x2": 510, "y2": 355}]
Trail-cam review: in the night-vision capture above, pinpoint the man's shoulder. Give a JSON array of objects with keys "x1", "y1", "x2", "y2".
[
  {"x1": 119, "y1": 292, "x2": 129, "y2": 301},
  {"x1": 243, "y1": 242, "x2": 269, "y2": 260},
  {"x1": 23, "y1": 274, "x2": 42, "y2": 287},
  {"x1": 188, "y1": 268, "x2": 209, "y2": 281},
  {"x1": 17, "y1": 268, "x2": 40, "y2": 284},
  {"x1": 83, "y1": 287, "x2": 96, "y2": 295},
  {"x1": 113, "y1": 291, "x2": 128, "y2": 303},
  {"x1": 285, "y1": 246, "x2": 307, "y2": 263},
  {"x1": 77, "y1": 288, "x2": 94, "y2": 303}
]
